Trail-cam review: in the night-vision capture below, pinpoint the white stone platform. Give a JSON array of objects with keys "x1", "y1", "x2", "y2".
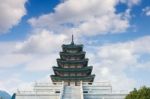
[{"x1": 14, "y1": 82, "x2": 127, "y2": 99}]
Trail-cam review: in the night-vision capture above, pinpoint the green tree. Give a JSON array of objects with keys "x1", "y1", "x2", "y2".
[{"x1": 126, "y1": 86, "x2": 150, "y2": 99}]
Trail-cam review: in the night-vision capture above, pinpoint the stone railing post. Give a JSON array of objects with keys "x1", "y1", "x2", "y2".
[
  {"x1": 59, "y1": 81, "x2": 64, "y2": 99},
  {"x1": 80, "y1": 81, "x2": 84, "y2": 99}
]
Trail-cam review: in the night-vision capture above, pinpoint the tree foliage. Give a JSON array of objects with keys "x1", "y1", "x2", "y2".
[{"x1": 126, "y1": 86, "x2": 150, "y2": 99}]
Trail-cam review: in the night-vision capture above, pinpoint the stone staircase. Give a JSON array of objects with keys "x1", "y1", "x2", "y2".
[{"x1": 62, "y1": 86, "x2": 82, "y2": 99}]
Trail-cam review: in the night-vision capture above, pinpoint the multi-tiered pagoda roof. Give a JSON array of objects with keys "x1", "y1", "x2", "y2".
[{"x1": 51, "y1": 35, "x2": 95, "y2": 85}]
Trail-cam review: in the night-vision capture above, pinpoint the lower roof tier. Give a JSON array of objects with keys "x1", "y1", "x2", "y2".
[
  {"x1": 51, "y1": 75, "x2": 95, "y2": 82},
  {"x1": 60, "y1": 54, "x2": 85, "y2": 60},
  {"x1": 57, "y1": 58, "x2": 88, "y2": 66},
  {"x1": 60, "y1": 52, "x2": 85, "y2": 59},
  {"x1": 62, "y1": 44, "x2": 83, "y2": 52},
  {"x1": 53, "y1": 66, "x2": 92, "y2": 73},
  {"x1": 60, "y1": 51, "x2": 85, "y2": 56}
]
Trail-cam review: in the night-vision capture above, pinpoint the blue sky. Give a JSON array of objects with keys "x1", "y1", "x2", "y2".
[{"x1": 0, "y1": 0, "x2": 150, "y2": 94}]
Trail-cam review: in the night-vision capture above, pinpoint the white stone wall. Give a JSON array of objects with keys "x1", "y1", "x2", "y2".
[
  {"x1": 14, "y1": 82, "x2": 127, "y2": 99},
  {"x1": 82, "y1": 82, "x2": 127, "y2": 99}
]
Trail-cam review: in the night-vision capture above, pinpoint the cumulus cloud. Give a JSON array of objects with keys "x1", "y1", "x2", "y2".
[
  {"x1": 15, "y1": 29, "x2": 68, "y2": 54},
  {"x1": 0, "y1": 42, "x2": 32, "y2": 68},
  {"x1": 143, "y1": 6, "x2": 150, "y2": 16},
  {"x1": 120, "y1": 0, "x2": 140, "y2": 7},
  {"x1": 24, "y1": 54, "x2": 57, "y2": 72},
  {"x1": 13, "y1": 29, "x2": 70, "y2": 71},
  {"x1": 0, "y1": 29, "x2": 69, "y2": 70},
  {"x1": 0, "y1": 0, "x2": 27, "y2": 33},
  {"x1": 28, "y1": 0, "x2": 134, "y2": 36},
  {"x1": 87, "y1": 35, "x2": 150, "y2": 90}
]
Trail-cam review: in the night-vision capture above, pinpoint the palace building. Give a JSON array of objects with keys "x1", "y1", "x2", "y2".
[{"x1": 12, "y1": 35, "x2": 127, "y2": 99}]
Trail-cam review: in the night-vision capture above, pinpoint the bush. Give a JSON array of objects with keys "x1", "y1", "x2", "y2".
[{"x1": 126, "y1": 86, "x2": 150, "y2": 99}]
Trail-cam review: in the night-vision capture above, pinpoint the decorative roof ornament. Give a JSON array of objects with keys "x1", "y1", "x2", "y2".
[{"x1": 71, "y1": 34, "x2": 74, "y2": 45}]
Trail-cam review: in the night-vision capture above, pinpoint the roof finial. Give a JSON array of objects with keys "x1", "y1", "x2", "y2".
[{"x1": 71, "y1": 34, "x2": 74, "y2": 44}]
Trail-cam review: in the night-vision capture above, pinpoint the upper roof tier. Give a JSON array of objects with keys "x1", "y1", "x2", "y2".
[
  {"x1": 62, "y1": 43, "x2": 83, "y2": 51},
  {"x1": 62, "y1": 35, "x2": 83, "y2": 52},
  {"x1": 62, "y1": 44, "x2": 83, "y2": 49}
]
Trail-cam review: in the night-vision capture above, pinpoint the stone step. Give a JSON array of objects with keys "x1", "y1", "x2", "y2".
[{"x1": 62, "y1": 86, "x2": 82, "y2": 99}]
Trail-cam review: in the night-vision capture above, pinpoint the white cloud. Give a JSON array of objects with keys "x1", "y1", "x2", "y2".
[
  {"x1": 0, "y1": 0, "x2": 27, "y2": 33},
  {"x1": 25, "y1": 54, "x2": 57, "y2": 72},
  {"x1": 15, "y1": 29, "x2": 68, "y2": 54},
  {"x1": 0, "y1": 29, "x2": 71, "y2": 72},
  {"x1": 0, "y1": 42, "x2": 32, "y2": 68},
  {"x1": 87, "y1": 35, "x2": 150, "y2": 90},
  {"x1": 0, "y1": 54, "x2": 32, "y2": 68},
  {"x1": 14, "y1": 29, "x2": 71, "y2": 72},
  {"x1": 143, "y1": 6, "x2": 150, "y2": 16},
  {"x1": 94, "y1": 67, "x2": 136, "y2": 91},
  {"x1": 0, "y1": 29, "x2": 69, "y2": 71},
  {"x1": 120, "y1": 0, "x2": 140, "y2": 7},
  {"x1": 28, "y1": 0, "x2": 133, "y2": 36}
]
